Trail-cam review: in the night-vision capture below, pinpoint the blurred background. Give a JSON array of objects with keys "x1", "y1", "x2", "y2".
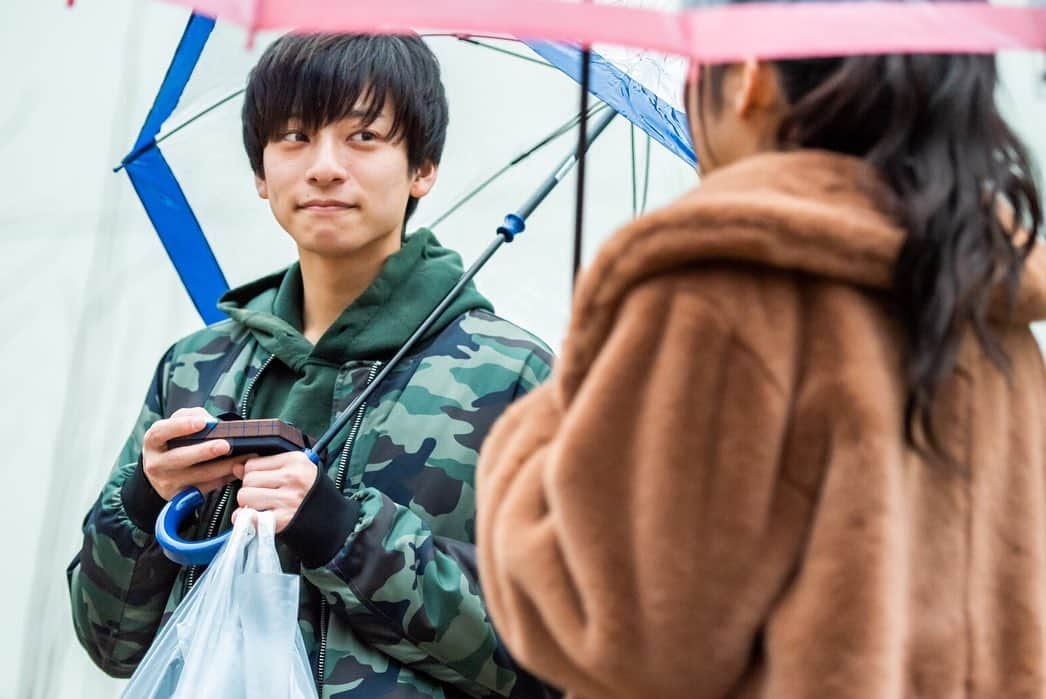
[{"x1": 0, "y1": 1, "x2": 1042, "y2": 697}]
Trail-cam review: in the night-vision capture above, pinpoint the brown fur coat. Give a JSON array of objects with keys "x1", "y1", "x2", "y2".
[{"x1": 477, "y1": 150, "x2": 1046, "y2": 698}]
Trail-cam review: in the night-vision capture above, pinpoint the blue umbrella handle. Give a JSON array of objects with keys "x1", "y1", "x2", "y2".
[{"x1": 156, "y1": 488, "x2": 232, "y2": 566}]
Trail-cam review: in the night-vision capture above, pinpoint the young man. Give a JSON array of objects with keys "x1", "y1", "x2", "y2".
[{"x1": 68, "y1": 33, "x2": 556, "y2": 698}]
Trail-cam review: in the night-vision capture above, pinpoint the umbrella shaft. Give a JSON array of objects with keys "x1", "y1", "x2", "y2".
[{"x1": 517, "y1": 108, "x2": 616, "y2": 222}]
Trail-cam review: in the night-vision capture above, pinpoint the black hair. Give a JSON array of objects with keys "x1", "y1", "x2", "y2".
[
  {"x1": 242, "y1": 33, "x2": 449, "y2": 221},
  {"x1": 691, "y1": 1, "x2": 1042, "y2": 460}
]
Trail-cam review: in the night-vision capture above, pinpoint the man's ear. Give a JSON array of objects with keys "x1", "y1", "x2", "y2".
[
  {"x1": 409, "y1": 160, "x2": 439, "y2": 199},
  {"x1": 255, "y1": 173, "x2": 268, "y2": 200}
]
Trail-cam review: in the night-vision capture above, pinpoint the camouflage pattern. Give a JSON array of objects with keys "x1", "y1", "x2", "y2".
[{"x1": 67, "y1": 309, "x2": 556, "y2": 698}]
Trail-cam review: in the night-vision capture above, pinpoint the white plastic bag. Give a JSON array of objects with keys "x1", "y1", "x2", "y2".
[{"x1": 122, "y1": 510, "x2": 316, "y2": 699}]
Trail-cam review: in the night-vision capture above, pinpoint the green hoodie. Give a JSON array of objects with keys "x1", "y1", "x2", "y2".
[
  {"x1": 218, "y1": 228, "x2": 492, "y2": 440},
  {"x1": 68, "y1": 229, "x2": 556, "y2": 698}
]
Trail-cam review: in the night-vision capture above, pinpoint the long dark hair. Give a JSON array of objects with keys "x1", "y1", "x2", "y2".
[{"x1": 698, "y1": 34, "x2": 1042, "y2": 459}]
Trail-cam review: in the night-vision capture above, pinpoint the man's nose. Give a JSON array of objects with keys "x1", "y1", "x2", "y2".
[{"x1": 305, "y1": 138, "x2": 348, "y2": 185}]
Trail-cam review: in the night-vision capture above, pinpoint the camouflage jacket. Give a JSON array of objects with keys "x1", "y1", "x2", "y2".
[{"x1": 67, "y1": 279, "x2": 556, "y2": 697}]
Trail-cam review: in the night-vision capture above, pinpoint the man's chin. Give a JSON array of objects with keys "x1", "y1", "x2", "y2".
[{"x1": 292, "y1": 228, "x2": 399, "y2": 260}]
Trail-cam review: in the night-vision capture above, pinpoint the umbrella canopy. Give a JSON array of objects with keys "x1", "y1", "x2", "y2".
[
  {"x1": 150, "y1": 0, "x2": 1046, "y2": 60},
  {"x1": 121, "y1": 4, "x2": 699, "y2": 346},
  {"x1": 117, "y1": 0, "x2": 1046, "y2": 346}
]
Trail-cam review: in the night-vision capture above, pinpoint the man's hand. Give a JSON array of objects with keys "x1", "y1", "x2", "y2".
[
  {"x1": 142, "y1": 407, "x2": 242, "y2": 501},
  {"x1": 233, "y1": 452, "x2": 318, "y2": 533}
]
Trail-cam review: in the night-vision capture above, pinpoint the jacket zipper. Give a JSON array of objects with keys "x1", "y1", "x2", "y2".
[
  {"x1": 315, "y1": 361, "x2": 382, "y2": 695},
  {"x1": 184, "y1": 353, "x2": 276, "y2": 594}
]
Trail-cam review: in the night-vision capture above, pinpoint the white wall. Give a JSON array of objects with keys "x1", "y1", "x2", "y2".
[{"x1": 1, "y1": 3, "x2": 202, "y2": 697}]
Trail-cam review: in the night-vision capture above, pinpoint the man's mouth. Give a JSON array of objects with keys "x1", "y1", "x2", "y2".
[{"x1": 299, "y1": 199, "x2": 355, "y2": 211}]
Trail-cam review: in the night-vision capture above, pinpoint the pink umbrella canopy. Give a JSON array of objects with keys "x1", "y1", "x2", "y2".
[{"x1": 149, "y1": 0, "x2": 1046, "y2": 61}]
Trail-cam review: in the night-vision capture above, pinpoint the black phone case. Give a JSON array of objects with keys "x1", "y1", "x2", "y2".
[{"x1": 166, "y1": 418, "x2": 312, "y2": 457}]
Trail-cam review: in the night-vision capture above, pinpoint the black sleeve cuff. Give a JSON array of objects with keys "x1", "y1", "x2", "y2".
[
  {"x1": 280, "y1": 471, "x2": 361, "y2": 569},
  {"x1": 121, "y1": 456, "x2": 168, "y2": 532}
]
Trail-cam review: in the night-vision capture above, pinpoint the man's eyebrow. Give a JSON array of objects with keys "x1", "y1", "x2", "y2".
[
  {"x1": 278, "y1": 108, "x2": 388, "y2": 132},
  {"x1": 343, "y1": 108, "x2": 388, "y2": 121}
]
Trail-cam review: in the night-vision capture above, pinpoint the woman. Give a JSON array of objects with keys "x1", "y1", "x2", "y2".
[{"x1": 475, "y1": 13, "x2": 1046, "y2": 699}]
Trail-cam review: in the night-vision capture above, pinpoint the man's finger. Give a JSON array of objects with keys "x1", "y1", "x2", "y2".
[
  {"x1": 241, "y1": 469, "x2": 286, "y2": 490},
  {"x1": 171, "y1": 407, "x2": 212, "y2": 420},
  {"x1": 144, "y1": 416, "x2": 215, "y2": 450},
  {"x1": 158, "y1": 458, "x2": 238, "y2": 498},
  {"x1": 153, "y1": 439, "x2": 231, "y2": 471},
  {"x1": 181, "y1": 456, "x2": 242, "y2": 485},
  {"x1": 243, "y1": 452, "x2": 308, "y2": 473},
  {"x1": 237, "y1": 486, "x2": 286, "y2": 511}
]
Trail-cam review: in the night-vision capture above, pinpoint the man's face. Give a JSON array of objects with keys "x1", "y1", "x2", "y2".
[{"x1": 255, "y1": 98, "x2": 437, "y2": 259}]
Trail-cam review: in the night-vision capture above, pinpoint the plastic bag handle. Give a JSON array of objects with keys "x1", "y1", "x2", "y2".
[{"x1": 155, "y1": 487, "x2": 232, "y2": 566}]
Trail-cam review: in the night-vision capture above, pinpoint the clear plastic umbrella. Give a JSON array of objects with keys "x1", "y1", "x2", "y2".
[{"x1": 120, "y1": 2, "x2": 699, "y2": 348}]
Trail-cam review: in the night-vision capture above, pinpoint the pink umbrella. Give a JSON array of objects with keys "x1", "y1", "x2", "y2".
[{"x1": 142, "y1": 0, "x2": 1046, "y2": 61}]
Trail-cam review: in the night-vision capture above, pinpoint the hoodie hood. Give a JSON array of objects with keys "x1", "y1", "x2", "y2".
[{"x1": 216, "y1": 228, "x2": 493, "y2": 371}]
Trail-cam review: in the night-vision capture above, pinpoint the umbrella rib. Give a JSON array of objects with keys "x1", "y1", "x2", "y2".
[
  {"x1": 511, "y1": 102, "x2": 606, "y2": 165},
  {"x1": 428, "y1": 103, "x2": 608, "y2": 230},
  {"x1": 156, "y1": 88, "x2": 246, "y2": 148},
  {"x1": 428, "y1": 163, "x2": 516, "y2": 231},
  {"x1": 115, "y1": 88, "x2": 246, "y2": 171},
  {"x1": 456, "y1": 37, "x2": 556, "y2": 68},
  {"x1": 421, "y1": 33, "x2": 556, "y2": 68}
]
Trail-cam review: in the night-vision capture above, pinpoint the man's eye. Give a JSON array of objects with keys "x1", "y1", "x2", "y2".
[
  {"x1": 281, "y1": 131, "x2": 307, "y2": 142},
  {"x1": 350, "y1": 131, "x2": 378, "y2": 143}
]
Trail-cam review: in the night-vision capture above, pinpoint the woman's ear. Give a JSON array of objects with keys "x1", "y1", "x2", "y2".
[
  {"x1": 735, "y1": 59, "x2": 783, "y2": 118},
  {"x1": 410, "y1": 160, "x2": 439, "y2": 199},
  {"x1": 255, "y1": 173, "x2": 269, "y2": 200}
]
